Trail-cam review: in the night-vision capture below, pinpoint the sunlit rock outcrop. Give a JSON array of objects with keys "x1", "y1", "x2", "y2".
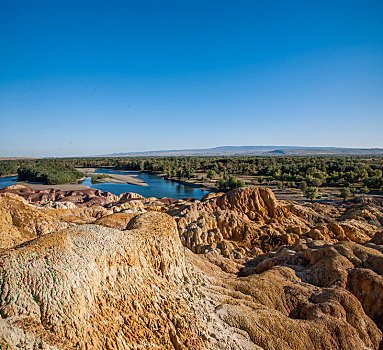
[
  {"x1": 175, "y1": 187, "x2": 383, "y2": 266},
  {"x1": 0, "y1": 212, "x2": 381, "y2": 349},
  {"x1": 0, "y1": 193, "x2": 69, "y2": 249}
]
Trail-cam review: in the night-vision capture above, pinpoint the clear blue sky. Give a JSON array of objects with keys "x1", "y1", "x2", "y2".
[{"x1": 0, "y1": 0, "x2": 382, "y2": 157}]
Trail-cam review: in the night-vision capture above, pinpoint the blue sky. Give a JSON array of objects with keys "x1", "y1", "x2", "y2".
[{"x1": 0, "y1": 0, "x2": 382, "y2": 157}]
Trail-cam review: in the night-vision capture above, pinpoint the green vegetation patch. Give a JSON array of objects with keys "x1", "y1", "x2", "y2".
[
  {"x1": 17, "y1": 161, "x2": 83, "y2": 185},
  {"x1": 217, "y1": 176, "x2": 245, "y2": 191},
  {"x1": 0, "y1": 161, "x2": 18, "y2": 177},
  {"x1": 91, "y1": 174, "x2": 109, "y2": 184}
]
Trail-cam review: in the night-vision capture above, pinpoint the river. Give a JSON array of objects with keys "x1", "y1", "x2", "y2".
[{"x1": 0, "y1": 170, "x2": 207, "y2": 200}]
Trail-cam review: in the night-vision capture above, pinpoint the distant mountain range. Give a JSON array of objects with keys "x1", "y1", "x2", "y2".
[{"x1": 100, "y1": 146, "x2": 383, "y2": 157}]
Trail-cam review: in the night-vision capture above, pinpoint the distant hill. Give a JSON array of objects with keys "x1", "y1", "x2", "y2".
[{"x1": 100, "y1": 146, "x2": 383, "y2": 157}]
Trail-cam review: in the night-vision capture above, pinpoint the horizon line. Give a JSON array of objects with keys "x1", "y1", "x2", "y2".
[{"x1": 2, "y1": 144, "x2": 383, "y2": 159}]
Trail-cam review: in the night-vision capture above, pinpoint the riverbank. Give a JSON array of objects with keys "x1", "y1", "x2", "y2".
[
  {"x1": 0, "y1": 170, "x2": 207, "y2": 200},
  {"x1": 76, "y1": 167, "x2": 212, "y2": 191},
  {"x1": 153, "y1": 172, "x2": 218, "y2": 192},
  {"x1": 76, "y1": 168, "x2": 148, "y2": 186},
  {"x1": 86, "y1": 173, "x2": 148, "y2": 186},
  {"x1": 16, "y1": 181, "x2": 91, "y2": 191}
]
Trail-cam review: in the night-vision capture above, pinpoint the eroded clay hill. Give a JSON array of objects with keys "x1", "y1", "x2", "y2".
[
  {"x1": 0, "y1": 186, "x2": 383, "y2": 349},
  {"x1": 0, "y1": 185, "x2": 188, "y2": 212},
  {"x1": 175, "y1": 187, "x2": 382, "y2": 264},
  {"x1": 0, "y1": 193, "x2": 69, "y2": 250},
  {"x1": 0, "y1": 213, "x2": 208, "y2": 349},
  {"x1": 0, "y1": 187, "x2": 182, "y2": 250},
  {"x1": 0, "y1": 211, "x2": 382, "y2": 349}
]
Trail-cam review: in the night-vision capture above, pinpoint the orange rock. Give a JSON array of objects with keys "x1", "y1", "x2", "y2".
[
  {"x1": 95, "y1": 212, "x2": 138, "y2": 230},
  {"x1": 0, "y1": 193, "x2": 69, "y2": 249}
]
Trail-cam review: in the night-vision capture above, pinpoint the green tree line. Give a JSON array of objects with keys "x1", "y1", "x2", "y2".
[{"x1": 1, "y1": 155, "x2": 383, "y2": 191}]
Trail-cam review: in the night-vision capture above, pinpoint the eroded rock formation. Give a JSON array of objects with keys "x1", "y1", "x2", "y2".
[
  {"x1": 175, "y1": 187, "x2": 383, "y2": 262},
  {"x1": 0, "y1": 213, "x2": 207, "y2": 349},
  {"x1": 0, "y1": 186, "x2": 124, "y2": 207},
  {"x1": 94, "y1": 212, "x2": 139, "y2": 230},
  {"x1": 239, "y1": 234, "x2": 383, "y2": 335},
  {"x1": 1, "y1": 185, "x2": 383, "y2": 349},
  {"x1": 0, "y1": 212, "x2": 382, "y2": 349},
  {"x1": 0, "y1": 193, "x2": 69, "y2": 249}
]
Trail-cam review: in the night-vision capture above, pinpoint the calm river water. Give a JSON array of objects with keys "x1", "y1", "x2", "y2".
[
  {"x1": 0, "y1": 170, "x2": 207, "y2": 200},
  {"x1": 0, "y1": 176, "x2": 17, "y2": 188}
]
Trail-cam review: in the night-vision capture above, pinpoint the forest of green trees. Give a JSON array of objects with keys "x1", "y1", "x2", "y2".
[
  {"x1": 0, "y1": 161, "x2": 18, "y2": 177},
  {"x1": 16, "y1": 162, "x2": 83, "y2": 185},
  {"x1": 1, "y1": 156, "x2": 383, "y2": 192},
  {"x1": 64, "y1": 155, "x2": 383, "y2": 190}
]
